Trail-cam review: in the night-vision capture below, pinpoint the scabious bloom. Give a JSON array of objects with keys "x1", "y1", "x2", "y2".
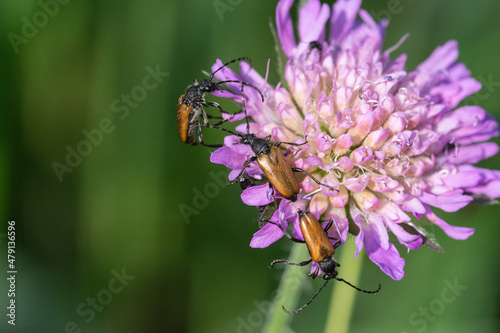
[{"x1": 209, "y1": 0, "x2": 500, "y2": 280}]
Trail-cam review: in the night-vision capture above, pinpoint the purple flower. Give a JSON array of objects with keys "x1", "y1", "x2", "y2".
[{"x1": 209, "y1": 0, "x2": 500, "y2": 280}]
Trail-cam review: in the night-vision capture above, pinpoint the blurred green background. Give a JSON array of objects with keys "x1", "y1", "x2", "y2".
[{"x1": 0, "y1": 0, "x2": 499, "y2": 332}]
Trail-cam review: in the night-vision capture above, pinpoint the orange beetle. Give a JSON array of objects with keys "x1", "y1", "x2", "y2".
[
  {"x1": 225, "y1": 111, "x2": 336, "y2": 201},
  {"x1": 270, "y1": 210, "x2": 381, "y2": 314},
  {"x1": 177, "y1": 57, "x2": 263, "y2": 147},
  {"x1": 191, "y1": 65, "x2": 336, "y2": 201},
  {"x1": 233, "y1": 131, "x2": 337, "y2": 201}
]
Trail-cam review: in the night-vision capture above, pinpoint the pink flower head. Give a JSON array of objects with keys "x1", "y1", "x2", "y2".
[{"x1": 209, "y1": 0, "x2": 500, "y2": 280}]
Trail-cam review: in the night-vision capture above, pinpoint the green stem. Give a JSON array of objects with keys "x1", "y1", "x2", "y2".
[
  {"x1": 324, "y1": 239, "x2": 363, "y2": 333},
  {"x1": 262, "y1": 243, "x2": 309, "y2": 333}
]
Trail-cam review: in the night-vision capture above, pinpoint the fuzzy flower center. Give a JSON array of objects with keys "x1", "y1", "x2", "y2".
[{"x1": 209, "y1": 0, "x2": 499, "y2": 281}]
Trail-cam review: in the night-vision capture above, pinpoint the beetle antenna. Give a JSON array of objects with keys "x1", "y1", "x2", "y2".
[
  {"x1": 197, "y1": 124, "x2": 238, "y2": 137},
  {"x1": 209, "y1": 57, "x2": 252, "y2": 80},
  {"x1": 214, "y1": 80, "x2": 264, "y2": 103},
  {"x1": 240, "y1": 80, "x2": 251, "y2": 135},
  {"x1": 282, "y1": 279, "x2": 380, "y2": 314},
  {"x1": 335, "y1": 278, "x2": 381, "y2": 294},
  {"x1": 282, "y1": 280, "x2": 330, "y2": 314}
]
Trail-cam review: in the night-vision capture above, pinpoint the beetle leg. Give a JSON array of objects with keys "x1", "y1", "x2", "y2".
[
  {"x1": 195, "y1": 125, "x2": 223, "y2": 148},
  {"x1": 206, "y1": 110, "x2": 243, "y2": 121},
  {"x1": 269, "y1": 258, "x2": 312, "y2": 269},
  {"x1": 203, "y1": 100, "x2": 224, "y2": 115},
  {"x1": 318, "y1": 218, "x2": 340, "y2": 244},
  {"x1": 319, "y1": 218, "x2": 334, "y2": 232},
  {"x1": 307, "y1": 266, "x2": 320, "y2": 279},
  {"x1": 229, "y1": 156, "x2": 257, "y2": 186},
  {"x1": 202, "y1": 101, "x2": 242, "y2": 127},
  {"x1": 291, "y1": 167, "x2": 339, "y2": 194},
  {"x1": 206, "y1": 114, "x2": 224, "y2": 120},
  {"x1": 264, "y1": 221, "x2": 305, "y2": 243},
  {"x1": 191, "y1": 108, "x2": 225, "y2": 148},
  {"x1": 195, "y1": 122, "x2": 239, "y2": 147}
]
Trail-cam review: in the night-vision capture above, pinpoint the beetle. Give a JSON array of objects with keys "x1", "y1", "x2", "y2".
[
  {"x1": 236, "y1": 130, "x2": 338, "y2": 201},
  {"x1": 307, "y1": 40, "x2": 323, "y2": 60},
  {"x1": 177, "y1": 57, "x2": 264, "y2": 147},
  {"x1": 200, "y1": 86, "x2": 337, "y2": 201},
  {"x1": 270, "y1": 210, "x2": 381, "y2": 314},
  {"x1": 235, "y1": 134, "x2": 305, "y2": 201}
]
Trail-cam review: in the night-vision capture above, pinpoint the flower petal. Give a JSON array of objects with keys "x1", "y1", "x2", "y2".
[
  {"x1": 425, "y1": 207, "x2": 474, "y2": 240},
  {"x1": 241, "y1": 183, "x2": 274, "y2": 206},
  {"x1": 353, "y1": 213, "x2": 405, "y2": 280},
  {"x1": 364, "y1": 230, "x2": 405, "y2": 280},
  {"x1": 276, "y1": 0, "x2": 296, "y2": 57},
  {"x1": 250, "y1": 223, "x2": 284, "y2": 248},
  {"x1": 419, "y1": 192, "x2": 472, "y2": 212},
  {"x1": 298, "y1": 0, "x2": 330, "y2": 43},
  {"x1": 210, "y1": 146, "x2": 246, "y2": 169},
  {"x1": 330, "y1": 0, "x2": 362, "y2": 45},
  {"x1": 449, "y1": 142, "x2": 499, "y2": 164},
  {"x1": 386, "y1": 221, "x2": 422, "y2": 250}
]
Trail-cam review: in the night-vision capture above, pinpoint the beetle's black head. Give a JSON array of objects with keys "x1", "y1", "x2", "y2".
[
  {"x1": 319, "y1": 256, "x2": 340, "y2": 279},
  {"x1": 309, "y1": 41, "x2": 322, "y2": 53},
  {"x1": 198, "y1": 78, "x2": 218, "y2": 93},
  {"x1": 241, "y1": 134, "x2": 270, "y2": 156},
  {"x1": 235, "y1": 175, "x2": 254, "y2": 190}
]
